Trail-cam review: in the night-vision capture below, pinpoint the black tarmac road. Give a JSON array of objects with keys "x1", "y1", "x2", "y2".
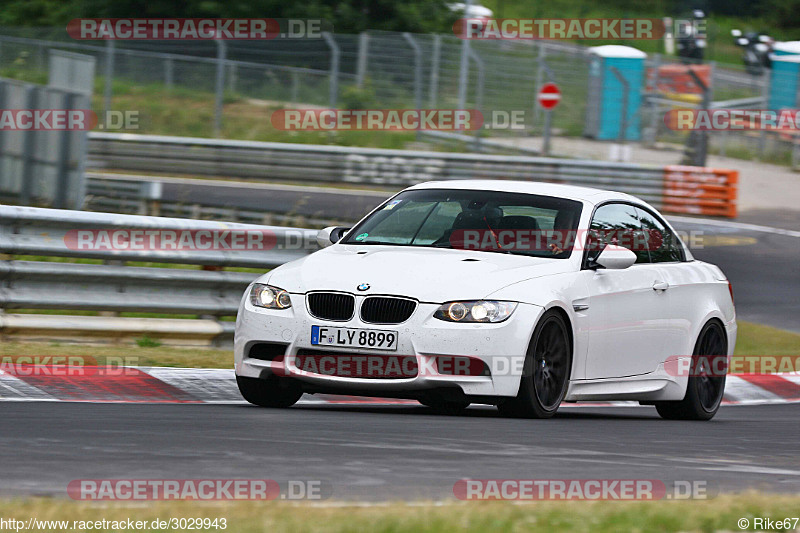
[{"x1": 1, "y1": 402, "x2": 799, "y2": 500}]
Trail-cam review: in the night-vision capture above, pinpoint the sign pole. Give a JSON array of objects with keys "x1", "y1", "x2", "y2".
[
  {"x1": 536, "y1": 82, "x2": 561, "y2": 157},
  {"x1": 543, "y1": 109, "x2": 552, "y2": 156}
]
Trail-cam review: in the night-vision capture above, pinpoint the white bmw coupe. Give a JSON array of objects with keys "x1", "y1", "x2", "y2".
[{"x1": 235, "y1": 180, "x2": 736, "y2": 420}]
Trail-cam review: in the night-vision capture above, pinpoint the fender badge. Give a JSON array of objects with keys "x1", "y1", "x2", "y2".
[{"x1": 357, "y1": 283, "x2": 370, "y2": 291}]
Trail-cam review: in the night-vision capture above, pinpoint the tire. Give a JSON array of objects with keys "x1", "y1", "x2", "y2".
[
  {"x1": 236, "y1": 375, "x2": 303, "y2": 408},
  {"x1": 418, "y1": 397, "x2": 470, "y2": 414},
  {"x1": 497, "y1": 310, "x2": 572, "y2": 419},
  {"x1": 655, "y1": 321, "x2": 727, "y2": 421}
]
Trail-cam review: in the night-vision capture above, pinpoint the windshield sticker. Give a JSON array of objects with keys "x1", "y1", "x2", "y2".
[
  {"x1": 355, "y1": 233, "x2": 369, "y2": 241},
  {"x1": 383, "y1": 200, "x2": 402, "y2": 210}
]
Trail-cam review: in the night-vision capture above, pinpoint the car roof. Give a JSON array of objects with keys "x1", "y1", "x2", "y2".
[{"x1": 406, "y1": 179, "x2": 642, "y2": 206}]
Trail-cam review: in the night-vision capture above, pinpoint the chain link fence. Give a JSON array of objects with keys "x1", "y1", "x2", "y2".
[{"x1": 0, "y1": 27, "x2": 795, "y2": 165}]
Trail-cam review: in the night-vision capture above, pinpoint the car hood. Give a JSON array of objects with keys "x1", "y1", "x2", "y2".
[{"x1": 264, "y1": 245, "x2": 575, "y2": 303}]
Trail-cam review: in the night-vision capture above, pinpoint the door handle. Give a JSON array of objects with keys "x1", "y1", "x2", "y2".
[{"x1": 653, "y1": 281, "x2": 670, "y2": 291}]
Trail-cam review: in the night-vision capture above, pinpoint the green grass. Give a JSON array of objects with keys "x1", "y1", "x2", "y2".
[
  {"x1": 0, "y1": 321, "x2": 796, "y2": 370},
  {"x1": 1, "y1": 493, "x2": 799, "y2": 532},
  {"x1": 0, "y1": 342, "x2": 232, "y2": 369},
  {"x1": 734, "y1": 322, "x2": 800, "y2": 356},
  {"x1": 135, "y1": 335, "x2": 163, "y2": 348}
]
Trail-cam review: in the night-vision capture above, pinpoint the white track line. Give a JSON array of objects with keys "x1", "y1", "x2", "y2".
[{"x1": 668, "y1": 215, "x2": 800, "y2": 238}]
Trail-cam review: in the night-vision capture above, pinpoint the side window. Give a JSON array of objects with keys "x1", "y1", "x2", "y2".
[
  {"x1": 635, "y1": 208, "x2": 685, "y2": 263},
  {"x1": 587, "y1": 203, "x2": 649, "y2": 264}
]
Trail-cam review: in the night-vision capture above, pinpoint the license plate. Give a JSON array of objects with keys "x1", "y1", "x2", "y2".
[{"x1": 311, "y1": 325, "x2": 398, "y2": 351}]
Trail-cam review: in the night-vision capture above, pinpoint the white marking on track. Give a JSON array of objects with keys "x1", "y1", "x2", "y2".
[{"x1": 668, "y1": 215, "x2": 800, "y2": 238}]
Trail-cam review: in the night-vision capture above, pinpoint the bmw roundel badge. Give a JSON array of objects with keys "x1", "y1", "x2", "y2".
[{"x1": 357, "y1": 283, "x2": 370, "y2": 291}]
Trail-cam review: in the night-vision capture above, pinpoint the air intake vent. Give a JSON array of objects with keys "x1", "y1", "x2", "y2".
[
  {"x1": 307, "y1": 292, "x2": 355, "y2": 321},
  {"x1": 360, "y1": 297, "x2": 416, "y2": 324}
]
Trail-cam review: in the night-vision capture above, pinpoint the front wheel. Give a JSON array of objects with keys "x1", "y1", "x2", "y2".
[
  {"x1": 655, "y1": 321, "x2": 727, "y2": 421},
  {"x1": 497, "y1": 310, "x2": 572, "y2": 419},
  {"x1": 237, "y1": 375, "x2": 303, "y2": 408}
]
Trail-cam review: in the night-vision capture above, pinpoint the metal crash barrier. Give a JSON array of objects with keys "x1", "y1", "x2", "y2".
[{"x1": 87, "y1": 132, "x2": 739, "y2": 218}]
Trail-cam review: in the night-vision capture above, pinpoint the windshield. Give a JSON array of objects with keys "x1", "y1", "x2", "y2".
[{"x1": 340, "y1": 188, "x2": 583, "y2": 258}]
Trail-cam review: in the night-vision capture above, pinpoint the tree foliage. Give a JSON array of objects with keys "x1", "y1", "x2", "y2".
[{"x1": 0, "y1": 0, "x2": 458, "y2": 33}]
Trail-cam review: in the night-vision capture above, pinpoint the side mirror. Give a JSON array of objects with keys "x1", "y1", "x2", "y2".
[
  {"x1": 594, "y1": 245, "x2": 637, "y2": 270},
  {"x1": 316, "y1": 226, "x2": 350, "y2": 248},
  {"x1": 731, "y1": 29, "x2": 742, "y2": 37}
]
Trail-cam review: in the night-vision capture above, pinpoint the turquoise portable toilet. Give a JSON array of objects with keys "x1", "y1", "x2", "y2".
[
  {"x1": 772, "y1": 41, "x2": 800, "y2": 57},
  {"x1": 584, "y1": 45, "x2": 647, "y2": 141},
  {"x1": 768, "y1": 54, "x2": 800, "y2": 109}
]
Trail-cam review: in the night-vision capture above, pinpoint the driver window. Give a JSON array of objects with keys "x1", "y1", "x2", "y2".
[{"x1": 587, "y1": 203, "x2": 649, "y2": 264}]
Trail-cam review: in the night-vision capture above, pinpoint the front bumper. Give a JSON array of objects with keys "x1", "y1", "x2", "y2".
[{"x1": 234, "y1": 291, "x2": 543, "y2": 399}]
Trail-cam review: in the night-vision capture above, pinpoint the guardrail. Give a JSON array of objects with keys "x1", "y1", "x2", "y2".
[
  {"x1": 88, "y1": 132, "x2": 739, "y2": 218},
  {"x1": 0, "y1": 205, "x2": 318, "y2": 346}
]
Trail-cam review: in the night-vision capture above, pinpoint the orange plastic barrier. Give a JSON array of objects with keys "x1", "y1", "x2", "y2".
[
  {"x1": 649, "y1": 64, "x2": 712, "y2": 95},
  {"x1": 662, "y1": 165, "x2": 738, "y2": 218}
]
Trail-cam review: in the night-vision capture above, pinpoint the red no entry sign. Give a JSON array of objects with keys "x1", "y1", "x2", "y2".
[{"x1": 537, "y1": 82, "x2": 561, "y2": 110}]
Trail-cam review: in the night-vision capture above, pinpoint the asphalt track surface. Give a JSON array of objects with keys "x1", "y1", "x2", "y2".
[{"x1": 1, "y1": 402, "x2": 799, "y2": 500}]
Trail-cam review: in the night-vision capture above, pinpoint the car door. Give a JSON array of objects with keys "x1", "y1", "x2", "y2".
[
  {"x1": 582, "y1": 203, "x2": 674, "y2": 379},
  {"x1": 634, "y1": 206, "x2": 693, "y2": 358}
]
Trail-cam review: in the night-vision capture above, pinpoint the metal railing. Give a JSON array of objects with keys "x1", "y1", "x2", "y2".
[
  {"x1": 87, "y1": 132, "x2": 738, "y2": 217},
  {"x1": 0, "y1": 205, "x2": 318, "y2": 322}
]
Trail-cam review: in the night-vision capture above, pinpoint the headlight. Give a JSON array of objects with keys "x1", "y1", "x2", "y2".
[
  {"x1": 250, "y1": 284, "x2": 292, "y2": 309},
  {"x1": 434, "y1": 301, "x2": 517, "y2": 323}
]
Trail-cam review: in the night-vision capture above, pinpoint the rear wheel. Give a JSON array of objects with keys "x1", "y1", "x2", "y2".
[
  {"x1": 655, "y1": 321, "x2": 727, "y2": 421},
  {"x1": 498, "y1": 310, "x2": 572, "y2": 419},
  {"x1": 236, "y1": 375, "x2": 303, "y2": 408}
]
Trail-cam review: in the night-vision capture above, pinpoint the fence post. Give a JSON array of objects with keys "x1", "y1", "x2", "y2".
[
  {"x1": 103, "y1": 39, "x2": 114, "y2": 116},
  {"x1": 457, "y1": 0, "x2": 473, "y2": 110},
  {"x1": 213, "y1": 38, "x2": 227, "y2": 138},
  {"x1": 165, "y1": 57, "x2": 174, "y2": 91},
  {"x1": 533, "y1": 42, "x2": 546, "y2": 131},
  {"x1": 356, "y1": 32, "x2": 369, "y2": 88},
  {"x1": 54, "y1": 92, "x2": 74, "y2": 209},
  {"x1": 37, "y1": 42, "x2": 46, "y2": 71},
  {"x1": 468, "y1": 48, "x2": 485, "y2": 151},
  {"x1": 291, "y1": 69, "x2": 299, "y2": 105},
  {"x1": 227, "y1": 62, "x2": 237, "y2": 93},
  {"x1": 0, "y1": 83, "x2": 5, "y2": 190},
  {"x1": 429, "y1": 34, "x2": 441, "y2": 107},
  {"x1": 322, "y1": 32, "x2": 340, "y2": 108},
  {"x1": 539, "y1": 60, "x2": 556, "y2": 156},
  {"x1": 643, "y1": 53, "x2": 661, "y2": 147},
  {"x1": 19, "y1": 85, "x2": 38, "y2": 206},
  {"x1": 609, "y1": 66, "x2": 630, "y2": 144},
  {"x1": 403, "y1": 33, "x2": 423, "y2": 140},
  {"x1": 681, "y1": 68, "x2": 710, "y2": 166}
]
